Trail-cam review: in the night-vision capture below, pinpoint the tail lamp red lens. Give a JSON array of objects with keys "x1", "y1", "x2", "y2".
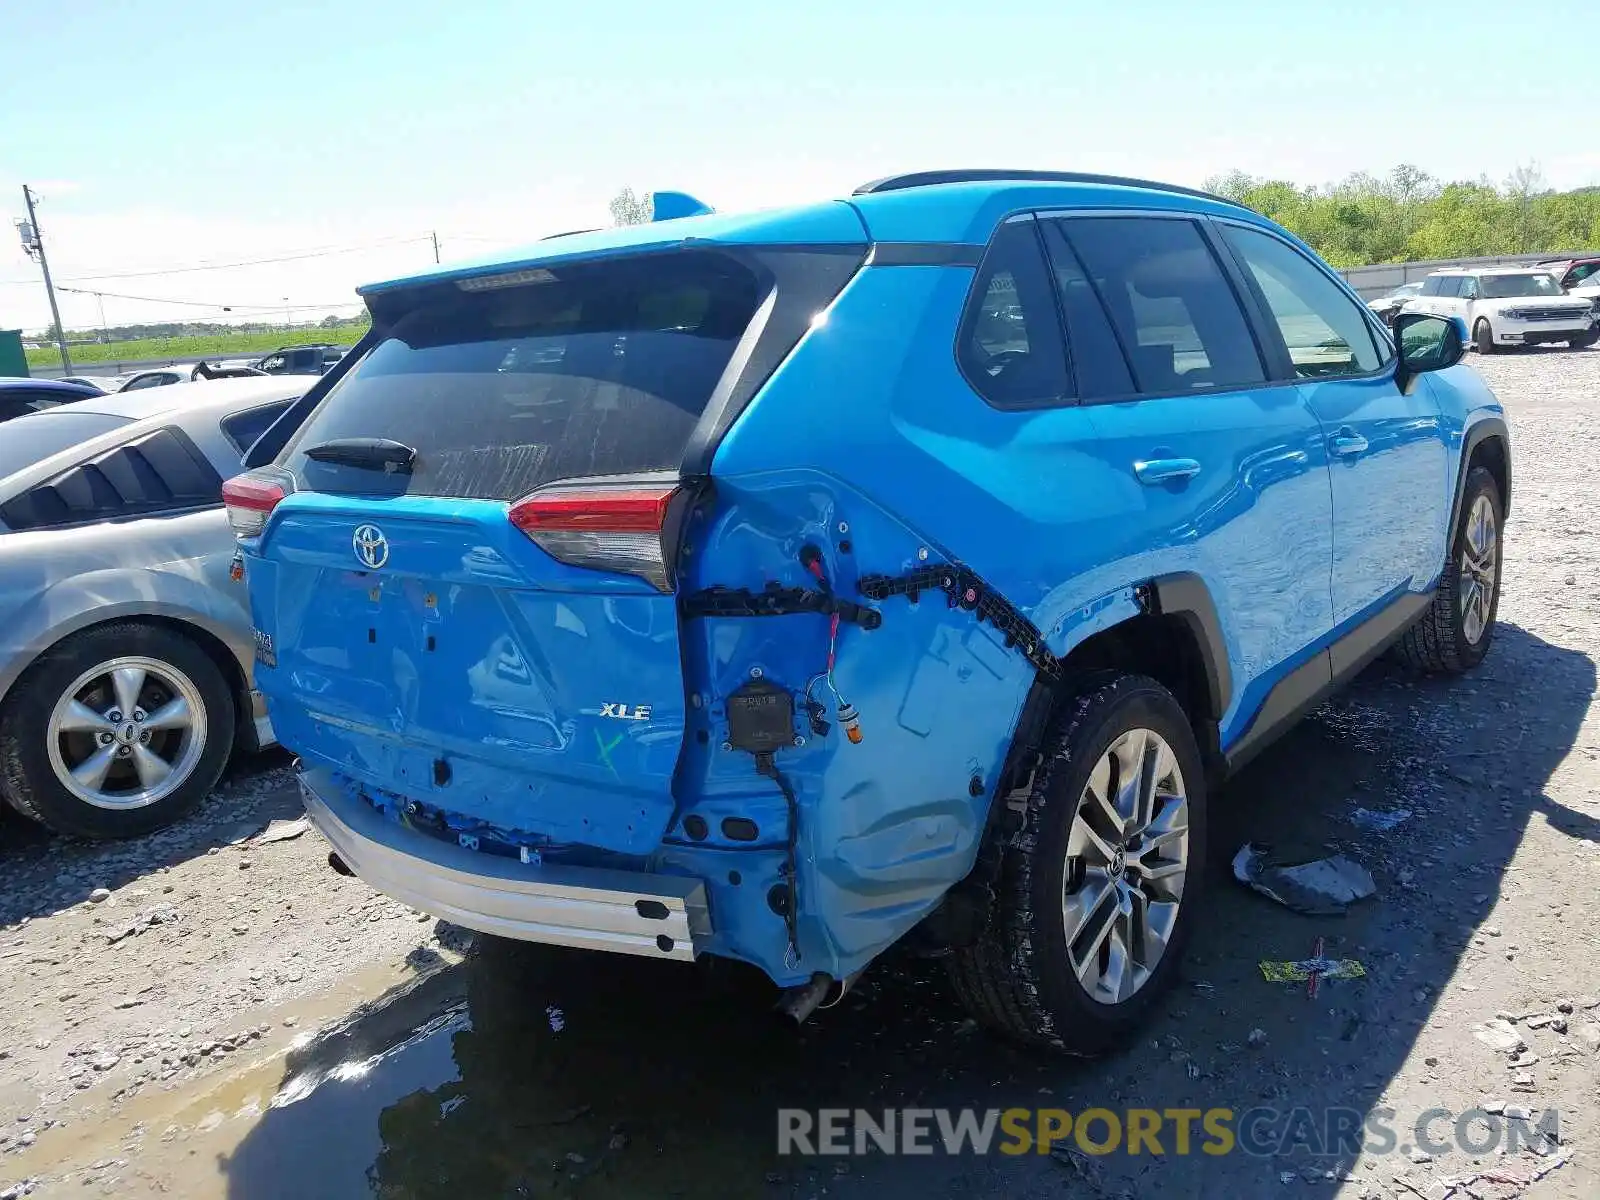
[
  {"x1": 508, "y1": 482, "x2": 681, "y2": 591},
  {"x1": 221, "y1": 472, "x2": 290, "y2": 539}
]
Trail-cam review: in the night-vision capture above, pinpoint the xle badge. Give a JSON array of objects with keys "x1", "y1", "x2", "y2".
[{"x1": 599, "y1": 703, "x2": 652, "y2": 721}]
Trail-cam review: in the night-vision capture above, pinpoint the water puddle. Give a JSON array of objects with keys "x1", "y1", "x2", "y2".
[{"x1": 30, "y1": 943, "x2": 998, "y2": 1199}]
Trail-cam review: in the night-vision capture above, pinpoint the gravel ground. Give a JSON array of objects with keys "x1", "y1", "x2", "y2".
[{"x1": 0, "y1": 347, "x2": 1597, "y2": 1199}]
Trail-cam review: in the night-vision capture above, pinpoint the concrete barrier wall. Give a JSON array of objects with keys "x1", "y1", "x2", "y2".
[{"x1": 1340, "y1": 250, "x2": 1597, "y2": 298}]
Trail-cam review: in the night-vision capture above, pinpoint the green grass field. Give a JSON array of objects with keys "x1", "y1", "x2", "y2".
[{"x1": 25, "y1": 322, "x2": 372, "y2": 370}]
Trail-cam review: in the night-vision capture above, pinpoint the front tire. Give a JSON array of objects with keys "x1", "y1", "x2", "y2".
[
  {"x1": 0, "y1": 623, "x2": 236, "y2": 839},
  {"x1": 1394, "y1": 466, "x2": 1502, "y2": 674},
  {"x1": 947, "y1": 675, "x2": 1206, "y2": 1055},
  {"x1": 1568, "y1": 328, "x2": 1598, "y2": 349},
  {"x1": 1474, "y1": 319, "x2": 1497, "y2": 355}
]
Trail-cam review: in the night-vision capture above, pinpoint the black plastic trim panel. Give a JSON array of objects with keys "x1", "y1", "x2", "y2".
[
  {"x1": 1224, "y1": 591, "x2": 1432, "y2": 774},
  {"x1": 1149, "y1": 573, "x2": 1232, "y2": 718},
  {"x1": 869, "y1": 243, "x2": 985, "y2": 267},
  {"x1": 1451, "y1": 417, "x2": 1511, "y2": 531}
]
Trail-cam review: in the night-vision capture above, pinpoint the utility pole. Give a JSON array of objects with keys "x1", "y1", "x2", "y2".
[
  {"x1": 19, "y1": 185, "x2": 71, "y2": 373},
  {"x1": 431, "y1": 230, "x2": 440, "y2": 263},
  {"x1": 93, "y1": 292, "x2": 108, "y2": 344}
]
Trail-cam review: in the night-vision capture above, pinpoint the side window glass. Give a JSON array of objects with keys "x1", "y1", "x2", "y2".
[
  {"x1": 1057, "y1": 217, "x2": 1264, "y2": 395},
  {"x1": 1460, "y1": 277, "x2": 1480, "y2": 300},
  {"x1": 1220, "y1": 225, "x2": 1384, "y2": 378},
  {"x1": 957, "y1": 220, "x2": 1071, "y2": 409},
  {"x1": 1039, "y1": 221, "x2": 1135, "y2": 400}
]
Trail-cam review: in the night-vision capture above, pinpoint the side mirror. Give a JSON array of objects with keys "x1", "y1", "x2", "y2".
[{"x1": 1394, "y1": 313, "x2": 1466, "y2": 392}]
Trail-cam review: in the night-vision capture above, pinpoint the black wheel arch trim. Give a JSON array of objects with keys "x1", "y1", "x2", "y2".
[
  {"x1": 1451, "y1": 416, "x2": 1511, "y2": 534},
  {"x1": 1148, "y1": 573, "x2": 1232, "y2": 720}
]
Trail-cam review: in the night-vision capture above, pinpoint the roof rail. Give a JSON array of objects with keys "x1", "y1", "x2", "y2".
[{"x1": 851, "y1": 169, "x2": 1248, "y2": 210}]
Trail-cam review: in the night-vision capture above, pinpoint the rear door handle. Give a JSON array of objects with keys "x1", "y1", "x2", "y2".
[
  {"x1": 1330, "y1": 432, "x2": 1369, "y2": 457},
  {"x1": 1133, "y1": 457, "x2": 1202, "y2": 485}
]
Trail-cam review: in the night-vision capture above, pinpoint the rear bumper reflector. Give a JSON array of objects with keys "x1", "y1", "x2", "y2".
[{"x1": 298, "y1": 767, "x2": 712, "y2": 961}]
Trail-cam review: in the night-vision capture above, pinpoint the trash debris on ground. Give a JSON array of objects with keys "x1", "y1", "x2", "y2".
[
  {"x1": 1347, "y1": 807, "x2": 1412, "y2": 832},
  {"x1": 1259, "y1": 957, "x2": 1366, "y2": 985},
  {"x1": 1472, "y1": 1018, "x2": 1525, "y2": 1052},
  {"x1": 1048, "y1": 1143, "x2": 1103, "y2": 1187},
  {"x1": 545, "y1": 1005, "x2": 565, "y2": 1033},
  {"x1": 253, "y1": 816, "x2": 312, "y2": 845},
  {"x1": 1232, "y1": 844, "x2": 1377, "y2": 915}
]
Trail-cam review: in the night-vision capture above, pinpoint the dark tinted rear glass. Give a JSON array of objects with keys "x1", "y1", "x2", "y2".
[
  {"x1": 0, "y1": 412, "x2": 131, "y2": 484},
  {"x1": 282, "y1": 251, "x2": 762, "y2": 500}
]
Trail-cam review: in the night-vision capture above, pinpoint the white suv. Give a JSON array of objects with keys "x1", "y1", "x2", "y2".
[{"x1": 1410, "y1": 268, "x2": 1597, "y2": 353}]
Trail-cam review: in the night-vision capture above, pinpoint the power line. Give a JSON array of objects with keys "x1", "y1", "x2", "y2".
[
  {"x1": 57, "y1": 234, "x2": 433, "y2": 282},
  {"x1": 55, "y1": 284, "x2": 365, "y2": 312}
]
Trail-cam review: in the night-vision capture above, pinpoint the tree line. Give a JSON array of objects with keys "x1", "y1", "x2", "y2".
[
  {"x1": 1204, "y1": 164, "x2": 1600, "y2": 268},
  {"x1": 40, "y1": 313, "x2": 368, "y2": 346}
]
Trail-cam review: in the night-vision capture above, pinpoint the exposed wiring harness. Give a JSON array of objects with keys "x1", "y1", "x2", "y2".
[{"x1": 757, "y1": 751, "x2": 802, "y2": 968}]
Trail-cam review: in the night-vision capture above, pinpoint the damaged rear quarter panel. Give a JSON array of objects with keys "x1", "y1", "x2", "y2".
[{"x1": 673, "y1": 470, "x2": 1035, "y2": 982}]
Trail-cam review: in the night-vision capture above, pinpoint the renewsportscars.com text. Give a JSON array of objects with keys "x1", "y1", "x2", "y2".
[{"x1": 777, "y1": 1106, "x2": 1561, "y2": 1158}]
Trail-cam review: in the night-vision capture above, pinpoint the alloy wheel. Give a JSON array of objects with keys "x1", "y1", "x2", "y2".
[
  {"x1": 1460, "y1": 493, "x2": 1498, "y2": 646},
  {"x1": 45, "y1": 656, "x2": 208, "y2": 811},
  {"x1": 1062, "y1": 727, "x2": 1190, "y2": 1006}
]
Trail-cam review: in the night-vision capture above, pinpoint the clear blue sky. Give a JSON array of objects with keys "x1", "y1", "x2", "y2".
[{"x1": 2, "y1": 0, "x2": 1593, "y2": 332}]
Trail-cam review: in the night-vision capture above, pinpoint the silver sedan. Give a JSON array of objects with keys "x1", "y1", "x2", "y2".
[{"x1": 0, "y1": 377, "x2": 306, "y2": 838}]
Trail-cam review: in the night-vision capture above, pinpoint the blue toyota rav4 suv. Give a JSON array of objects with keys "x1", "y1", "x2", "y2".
[{"x1": 225, "y1": 171, "x2": 1508, "y2": 1053}]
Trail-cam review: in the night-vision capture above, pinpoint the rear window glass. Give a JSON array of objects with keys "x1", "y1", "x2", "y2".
[
  {"x1": 0, "y1": 412, "x2": 131, "y2": 485},
  {"x1": 282, "y1": 251, "x2": 762, "y2": 500}
]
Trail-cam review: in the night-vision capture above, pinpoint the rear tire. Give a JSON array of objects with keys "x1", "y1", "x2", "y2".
[
  {"x1": 1474, "y1": 320, "x2": 1496, "y2": 355},
  {"x1": 0, "y1": 623, "x2": 236, "y2": 839},
  {"x1": 947, "y1": 674, "x2": 1206, "y2": 1055},
  {"x1": 1393, "y1": 467, "x2": 1502, "y2": 675}
]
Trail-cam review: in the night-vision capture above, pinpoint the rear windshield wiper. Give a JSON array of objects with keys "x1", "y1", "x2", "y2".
[{"x1": 303, "y1": 438, "x2": 417, "y2": 474}]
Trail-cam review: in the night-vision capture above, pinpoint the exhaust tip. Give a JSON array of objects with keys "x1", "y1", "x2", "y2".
[{"x1": 328, "y1": 851, "x2": 355, "y2": 877}]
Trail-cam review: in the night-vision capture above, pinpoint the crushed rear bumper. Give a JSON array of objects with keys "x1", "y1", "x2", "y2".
[{"x1": 297, "y1": 767, "x2": 712, "y2": 962}]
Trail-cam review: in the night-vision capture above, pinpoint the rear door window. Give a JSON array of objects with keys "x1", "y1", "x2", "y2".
[
  {"x1": 1039, "y1": 221, "x2": 1136, "y2": 400},
  {"x1": 1055, "y1": 217, "x2": 1265, "y2": 395},
  {"x1": 282, "y1": 251, "x2": 762, "y2": 499}
]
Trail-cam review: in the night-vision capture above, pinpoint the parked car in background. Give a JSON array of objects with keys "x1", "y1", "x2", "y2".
[
  {"x1": 118, "y1": 366, "x2": 200, "y2": 392},
  {"x1": 226, "y1": 170, "x2": 1509, "y2": 1052},
  {"x1": 0, "y1": 377, "x2": 308, "y2": 839},
  {"x1": 1365, "y1": 280, "x2": 1424, "y2": 325},
  {"x1": 116, "y1": 362, "x2": 268, "y2": 392},
  {"x1": 1408, "y1": 268, "x2": 1597, "y2": 353},
  {"x1": 1536, "y1": 256, "x2": 1600, "y2": 291},
  {"x1": 56, "y1": 376, "x2": 111, "y2": 393},
  {"x1": 250, "y1": 344, "x2": 348, "y2": 376},
  {"x1": 0, "y1": 378, "x2": 103, "y2": 424}
]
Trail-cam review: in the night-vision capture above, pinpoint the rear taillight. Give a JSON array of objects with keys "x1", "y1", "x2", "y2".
[
  {"x1": 508, "y1": 481, "x2": 680, "y2": 591},
  {"x1": 221, "y1": 470, "x2": 293, "y2": 539}
]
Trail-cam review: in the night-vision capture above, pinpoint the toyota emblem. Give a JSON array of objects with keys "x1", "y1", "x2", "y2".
[{"x1": 352, "y1": 524, "x2": 389, "y2": 569}]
